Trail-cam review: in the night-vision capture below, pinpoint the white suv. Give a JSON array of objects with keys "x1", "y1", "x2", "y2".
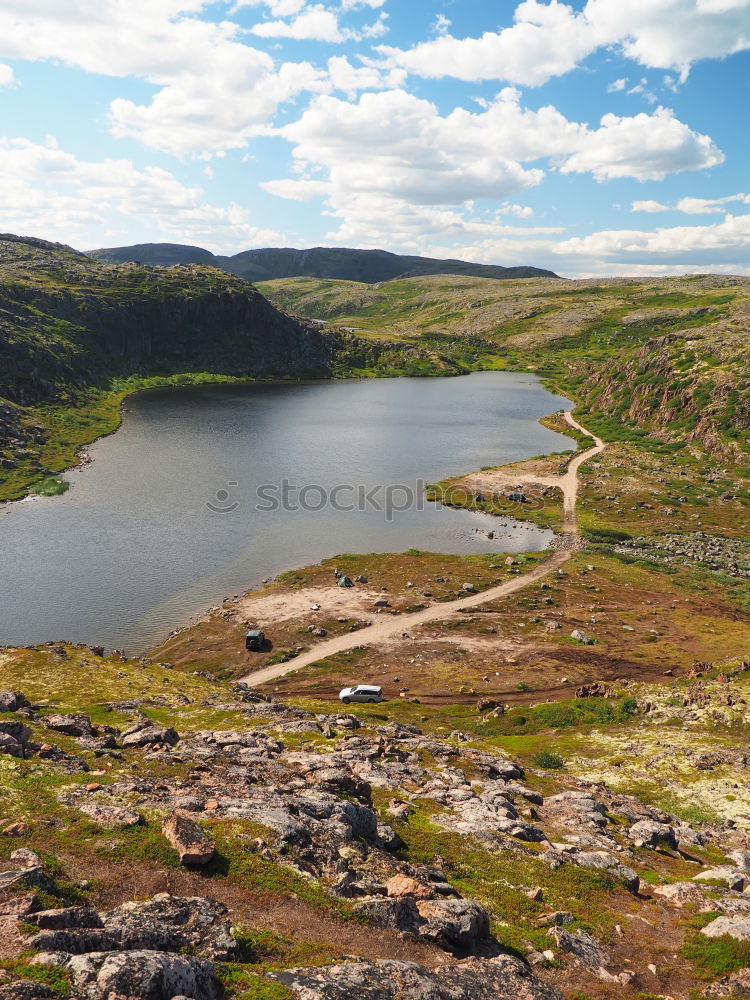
[{"x1": 338, "y1": 684, "x2": 385, "y2": 705}]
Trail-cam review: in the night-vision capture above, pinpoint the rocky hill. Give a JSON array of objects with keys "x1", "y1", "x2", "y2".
[
  {"x1": 89, "y1": 243, "x2": 558, "y2": 284},
  {"x1": 3, "y1": 644, "x2": 750, "y2": 1000},
  {"x1": 0, "y1": 234, "x2": 331, "y2": 410}
]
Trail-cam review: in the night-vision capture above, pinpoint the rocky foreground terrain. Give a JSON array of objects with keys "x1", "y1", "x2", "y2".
[{"x1": 3, "y1": 644, "x2": 750, "y2": 999}]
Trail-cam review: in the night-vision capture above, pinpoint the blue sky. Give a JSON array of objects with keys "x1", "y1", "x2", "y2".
[{"x1": 0, "y1": 0, "x2": 749, "y2": 276}]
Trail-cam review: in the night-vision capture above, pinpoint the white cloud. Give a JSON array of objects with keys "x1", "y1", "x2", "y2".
[
  {"x1": 632, "y1": 192, "x2": 750, "y2": 214},
  {"x1": 0, "y1": 135, "x2": 281, "y2": 251},
  {"x1": 555, "y1": 212, "x2": 750, "y2": 265},
  {"x1": 378, "y1": 0, "x2": 750, "y2": 86},
  {"x1": 0, "y1": 1, "x2": 327, "y2": 156},
  {"x1": 632, "y1": 199, "x2": 671, "y2": 212},
  {"x1": 423, "y1": 210, "x2": 750, "y2": 278},
  {"x1": 255, "y1": 86, "x2": 725, "y2": 262},
  {"x1": 676, "y1": 193, "x2": 750, "y2": 213},
  {"x1": 377, "y1": 1, "x2": 593, "y2": 85},
  {"x1": 234, "y1": 0, "x2": 307, "y2": 13},
  {"x1": 340, "y1": 0, "x2": 385, "y2": 8},
  {"x1": 249, "y1": 5, "x2": 348, "y2": 41},
  {"x1": 261, "y1": 178, "x2": 331, "y2": 199},
  {"x1": 326, "y1": 55, "x2": 406, "y2": 97},
  {"x1": 608, "y1": 77, "x2": 627, "y2": 92},
  {"x1": 0, "y1": 64, "x2": 14, "y2": 86},
  {"x1": 263, "y1": 88, "x2": 723, "y2": 249},
  {"x1": 432, "y1": 14, "x2": 451, "y2": 36},
  {"x1": 560, "y1": 107, "x2": 723, "y2": 181}
]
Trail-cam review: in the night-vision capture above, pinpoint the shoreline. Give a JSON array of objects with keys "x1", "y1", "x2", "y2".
[{"x1": 1, "y1": 371, "x2": 578, "y2": 656}]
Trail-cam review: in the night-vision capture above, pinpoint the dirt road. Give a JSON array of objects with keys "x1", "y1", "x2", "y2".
[{"x1": 241, "y1": 412, "x2": 605, "y2": 687}]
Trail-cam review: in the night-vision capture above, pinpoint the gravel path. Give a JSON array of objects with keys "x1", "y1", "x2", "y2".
[{"x1": 241, "y1": 412, "x2": 605, "y2": 687}]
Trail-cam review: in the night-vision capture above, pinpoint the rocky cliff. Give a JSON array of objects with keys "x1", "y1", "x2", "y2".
[{"x1": 0, "y1": 234, "x2": 332, "y2": 409}]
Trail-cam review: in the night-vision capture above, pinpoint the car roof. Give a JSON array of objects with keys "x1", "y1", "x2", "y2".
[{"x1": 352, "y1": 684, "x2": 381, "y2": 691}]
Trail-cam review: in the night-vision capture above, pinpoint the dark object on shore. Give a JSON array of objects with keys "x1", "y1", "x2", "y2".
[{"x1": 245, "y1": 629, "x2": 266, "y2": 652}]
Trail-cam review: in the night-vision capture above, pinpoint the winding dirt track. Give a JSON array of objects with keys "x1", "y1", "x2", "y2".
[{"x1": 242, "y1": 412, "x2": 605, "y2": 687}]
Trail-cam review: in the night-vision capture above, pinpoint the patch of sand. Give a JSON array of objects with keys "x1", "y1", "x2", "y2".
[{"x1": 236, "y1": 585, "x2": 382, "y2": 626}]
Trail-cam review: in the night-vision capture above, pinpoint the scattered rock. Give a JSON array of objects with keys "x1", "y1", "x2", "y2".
[
  {"x1": 702, "y1": 916, "x2": 750, "y2": 941},
  {"x1": 121, "y1": 724, "x2": 179, "y2": 748},
  {"x1": 0, "y1": 692, "x2": 29, "y2": 713},
  {"x1": 78, "y1": 804, "x2": 143, "y2": 829},
  {"x1": 162, "y1": 812, "x2": 215, "y2": 866},
  {"x1": 270, "y1": 954, "x2": 563, "y2": 1000}
]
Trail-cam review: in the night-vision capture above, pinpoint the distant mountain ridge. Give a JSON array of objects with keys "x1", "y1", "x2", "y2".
[{"x1": 87, "y1": 243, "x2": 559, "y2": 283}]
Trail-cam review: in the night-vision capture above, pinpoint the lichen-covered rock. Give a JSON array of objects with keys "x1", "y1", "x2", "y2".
[
  {"x1": 0, "y1": 721, "x2": 31, "y2": 745},
  {"x1": 547, "y1": 927, "x2": 607, "y2": 970},
  {"x1": 701, "y1": 916, "x2": 750, "y2": 940},
  {"x1": 386, "y1": 874, "x2": 433, "y2": 900},
  {"x1": 694, "y1": 867, "x2": 746, "y2": 890},
  {"x1": 0, "y1": 983, "x2": 56, "y2": 1000},
  {"x1": 102, "y1": 894, "x2": 238, "y2": 960},
  {"x1": 626, "y1": 819, "x2": 677, "y2": 849},
  {"x1": 162, "y1": 812, "x2": 215, "y2": 866},
  {"x1": 652, "y1": 882, "x2": 714, "y2": 910},
  {"x1": 726, "y1": 849, "x2": 750, "y2": 874},
  {"x1": 65, "y1": 949, "x2": 219, "y2": 1000},
  {"x1": 26, "y1": 906, "x2": 103, "y2": 930},
  {"x1": 705, "y1": 967, "x2": 750, "y2": 996},
  {"x1": 0, "y1": 691, "x2": 29, "y2": 713},
  {"x1": 121, "y1": 723, "x2": 179, "y2": 748},
  {"x1": 28, "y1": 894, "x2": 237, "y2": 962},
  {"x1": 415, "y1": 898, "x2": 491, "y2": 955},
  {"x1": 78, "y1": 803, "x2": 143, "y2": 828},
  {"x1": 270, "y1": 955, "x2": 564, "y2": 999},
  {"x1": 43, "y1": 714, "x2": 95, "y2": 737},
  {"x1": 0, "y1": 733, "x2": 24, "y2": 757}
]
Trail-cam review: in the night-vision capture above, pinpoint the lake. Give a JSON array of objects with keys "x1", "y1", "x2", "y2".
[{"x1": 0, "y1": 372, "x2": 571, "y2": 652}]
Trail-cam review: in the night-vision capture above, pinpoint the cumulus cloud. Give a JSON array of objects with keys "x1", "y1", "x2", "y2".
[
  {"x1": 676, "y1": 193, "x2": 750, "y2": 212},
  {"x1": 555, "y1": 212, "x2": 750, "y2": 265},
  {"x1": 248, "y1": 5, "x2": 348, "y2": 42},
  {"x1": 560, "y1": 107, "x2": 724, "y2": 181},
  {"x1": 234, "y1": 0, "x2": 308, "y2": 13},
  {"x1": 0, "y1": 64, "x2": 14, "y2": 86},
  {"x1": 326, "y1": 55, "x2": 406, "y2": 97},
  {"x1": 0, "y1": 135, "x2": 281, "y2": 251},
  {"x1": 632, "y1": 199, "x2": 671, "y2": 212},
  {"x1": 632, "y1": 192, "x2": 750, "y2": 213},
  {"x1": 377, "y1": 1, "x2": 594, "y2": 85},
  {"x1": 0, "y1": 1, "x2": 328, "y2": 156},
  {"x1": 378, "y1": 0, "x2": 750, "y2": 86},
  {"x1": 424, "y1": 210, "x2": 750, "y2": 278},
  {"x1": 261, "y1": 88, "x2": 723, "y2": 247},
  {"x1": 247, "y1": 4, "x2": 387, "y2": 42}
]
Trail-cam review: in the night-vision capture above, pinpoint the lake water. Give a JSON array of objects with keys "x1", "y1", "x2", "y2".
[{"x1": 0, "y1": 372, "x2": 571, "y2": 652}]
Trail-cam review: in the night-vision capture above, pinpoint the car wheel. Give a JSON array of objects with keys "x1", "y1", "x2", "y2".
[
  {"x1": 367, "y1": 698, "x2": 377, "y2": 703},
  {"x1": 342, "y1": 696, "x2": 351, "y2": 704}
]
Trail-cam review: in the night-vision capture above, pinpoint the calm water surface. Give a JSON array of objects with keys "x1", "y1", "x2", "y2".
[{"x1": 0, "y1": 372, "x2": 571, "y2": 652}]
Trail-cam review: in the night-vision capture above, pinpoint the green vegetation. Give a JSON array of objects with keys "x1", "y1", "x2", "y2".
[
  {"x1": 682, "y1": 914, "x2": 750, "y2": 977},
  {"x1": 532, "y1": 749, "x2": 565, "y2": 769},
  {"x1": 32, "y1": 476, "x2": 69, "y2": 496}
]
